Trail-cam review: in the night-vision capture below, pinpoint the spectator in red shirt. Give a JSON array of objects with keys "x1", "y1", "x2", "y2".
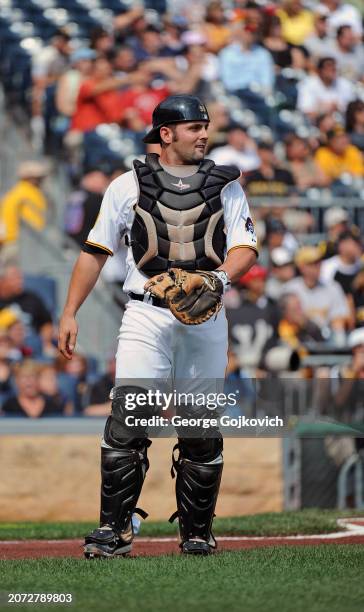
[
  {"x1": 119, "y1": 68, "x2": 170, "y2": 129},
  {"x1": 118, "y1": 61, "x2": 189, "y2": 130},
  {"x1": 71, "y1": 56, "x2": 138, "y2": 132}
]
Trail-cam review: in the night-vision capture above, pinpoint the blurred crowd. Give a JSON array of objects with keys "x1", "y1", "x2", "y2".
[{"x1": 0, "y1": 0, "x2": 364, "y2": 418}]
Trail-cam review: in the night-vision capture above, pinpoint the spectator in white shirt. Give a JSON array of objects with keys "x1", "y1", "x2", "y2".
[
  {"x1": 283, "y1": 246, "x2": 349, "y2": 343},
  {"x1": 321, "y1": 0, "x2": 363, "y2": 40},
  {"x1": 297, "y1": 56, "x2": 355, "y2": 121},
  {"x1": 209, "y1": 123, "x2": 260, "y2": 172},
  {"x1": 304, "y1": 4, "x2": 333, "y2": 63},
  {"x1": 326, "y1": 25, "x2": 364, "y2": 82},
  {"x1": 320, "y1": 230, "x2": 363, "y2": 294}
]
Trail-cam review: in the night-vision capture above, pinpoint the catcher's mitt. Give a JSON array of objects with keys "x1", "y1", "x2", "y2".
[{"x1": 144, "y1": 268, "x2": 224, "y2": 325}]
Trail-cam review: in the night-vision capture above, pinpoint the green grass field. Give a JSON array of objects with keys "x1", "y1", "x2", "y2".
[
  {"x1": 0, "y1": 509, "x2": 363, "y2": 540},
  {"x1": 1, "y1": 546, "x2": 363, "y2": 612},
  {"x1": 1, "y1": 512, "x2": 363, "y2": 612}
]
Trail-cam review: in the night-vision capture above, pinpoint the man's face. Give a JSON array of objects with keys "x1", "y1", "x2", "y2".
[
  {"x1": 114, "y1": 47, "x2": 136, "y2": 72},
  {"x1": 228, "y1": 128, "x2": 248, "y2": 151},
  {"x1": 338, "y1": 237, "x2": 362, "y2": 262},
  {"x1": 300, "y1": 261, "x2": 321, "y2": 284},
  {"x1": 319, "y1": 60, "x2": 337, "y2": 84},
  {"x1": 329, "y1": 133, "x2": 349, "y2": 155},
  {"x1": 338, "y1": 26, "x2": 355, "y2": 51},
  {"x1": 246, "y1": 277, "x2": 266, "y2": 297},
  {"x1": 315, "y1": 15, "x2": 328, "y2": 37},
  {"x1": 161, "y1": 121, "x2": 209, "y2": 163},
  {"x1": 258, "y1": 146, "x2": 274, "y2": 165},
  {"x1": 286, "y1": 137, "x2": 308, "y2": 161},
  {"x1": 94, "y1": 57, "x2": 113, "y2": 78},
  {"x1": 274, "y1": 263, "x2": 295, "y2": 282},
  {"x1": 284, "y1": 294, "x2": 304, "y2": 324}
]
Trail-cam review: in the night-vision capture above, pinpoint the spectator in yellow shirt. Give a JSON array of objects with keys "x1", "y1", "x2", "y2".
[
  {"x1": 314, "y1": 125, "x2": 364, "y2": 182},
  {"x1": 0, "y1": 160, "x2": 50, "y2": 262},
  {"x1": 200, "y1": 1, "x2": 231, "y2": 53},
  {"x1": 277, "y1": 0, "x2": 314, "y2": 46}
]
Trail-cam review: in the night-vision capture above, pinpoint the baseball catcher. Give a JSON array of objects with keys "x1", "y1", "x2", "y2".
[{"x1": 58, "y1": 94, "x2": 258, "y2": 558}]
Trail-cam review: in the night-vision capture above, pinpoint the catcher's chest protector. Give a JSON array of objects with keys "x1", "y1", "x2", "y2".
[{"x1": 131, "y1": 153, "x2": 240, "y2": 277}]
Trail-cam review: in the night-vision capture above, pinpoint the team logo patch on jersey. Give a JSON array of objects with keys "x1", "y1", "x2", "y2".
[
  {"x1": 245, "y1": 217, "x2": 255, "y2": 234},
  {"x1": 172, "y1": 178, "x2": 191, "y2": 190},
  {"x1": 245, "y1": 217, "x2": 257, "y2": 243}
]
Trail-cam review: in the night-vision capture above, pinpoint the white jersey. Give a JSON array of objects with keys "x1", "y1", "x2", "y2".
[{"x1": 85, "y1": 163, "x2": 258, "y2": 295}]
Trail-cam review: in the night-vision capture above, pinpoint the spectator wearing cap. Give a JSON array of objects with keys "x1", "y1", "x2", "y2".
[
  {"x1": 0, "y1": 160, "x2": 50, "y2": 264},
  {"x1": 283, "y1": 245, "x2": 349, "y2": 342},
  {"x1": 278, "y1": 292, "x2": 324, "y2": 356},
  {"x1": 226, "y1": 265, "x2": 281, "y2": 370},
  {"x1": 260, "y1": 217, "x2": 298, "y2": 268},
  {"x1": 209, "y1": 123, "x2": 260, "y2": 172},
  {"x1": 0, "y1": 308, "x2": 31, "y2": 361},
  {"x1": 277, "y1": 0, "x2": 314, "y2": 46},
  {"x1": 266, "y1": 247, "x2": 295, "y2": 300},
  {"x1": 284, "y1": 134, "x2": 329, "y2": 191},
  {"x1": 297, "y1": 57, "x2": 355, "y2": 121},
  {"x1": 314, "y1": 125, "x2": 364, "y2": 188},
  {"x1": 56, "y1": 48, "x2": 97, "y2": 120},
  {"x1": 321, "y1": 231, "x2": 363, "y2": 296},
  {"x1": 200, "y1": 1, "x2": 231, "y2": 54},
  {"x1": 65, "y1": 163, "x2": 125, "y2": 249},
  {"x1": 322, "y1": 206, "x2": 352, "y2": 258},
  {"x1": 346, "y1": 100, "x2": 364, "y2": 152},
  {"x1": 244, "y1": 142, "x2": 296, "y2": 198},
  {"x1": 303, "y1": 4, "x2": 333, "y2": 63},
  {"x1": 0, "y1": 266, "x2": 52, "y2": 335},
  {"x1": 218, "y1": 21, "x2": 275, "y2": 127}
]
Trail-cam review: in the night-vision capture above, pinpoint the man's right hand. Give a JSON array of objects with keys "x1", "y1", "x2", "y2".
[{"x1": 58, "y1": 313, "x2": 78, "y2": 360}]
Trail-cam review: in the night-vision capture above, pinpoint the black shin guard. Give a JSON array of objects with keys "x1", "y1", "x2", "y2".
[
  {"x1": 99, "y1": 385, "x2": 153, "y2": 534},
  {"x1": 170, "y1": 436, "x2": 223, "y2": 549},
  {"x1": 100, "y1": 444, "x2": 149, "y2": 533}
]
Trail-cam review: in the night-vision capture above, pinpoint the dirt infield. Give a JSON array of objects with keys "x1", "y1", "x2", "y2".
[{"x1": 1, "y1": 520, "x2": 364, "y2": 559}]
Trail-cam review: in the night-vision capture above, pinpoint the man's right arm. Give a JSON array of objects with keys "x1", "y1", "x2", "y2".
[{"x1": 58, "y1": 251, "x2": 108, "y2": 359}]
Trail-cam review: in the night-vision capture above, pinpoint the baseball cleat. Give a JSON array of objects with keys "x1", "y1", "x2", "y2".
[
  {"x1": 180, "y1": 539, "x2": 215, "y2": 555},
  {"x1": 84, "y1": 526, "x2": 132, "y2": 559}
]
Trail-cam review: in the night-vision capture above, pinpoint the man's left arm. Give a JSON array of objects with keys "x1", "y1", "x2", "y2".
[{"x1": 219, "y1": 180, "x2": 258, "y2": 283}]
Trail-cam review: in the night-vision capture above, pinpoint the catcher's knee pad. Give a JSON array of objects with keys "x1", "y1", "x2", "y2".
[
  {"x1": 177, "y1": 435, "x2": 223, "y2": 463},
  {"x1": 103, "y1": 385, "x2": 152, "y2": 450},
  {"x1": 100, "y1": 442, "x2": 150, "y2": 534},
  {"x1": 170, "y1": 438, "x2": 223, "y2": 547}
]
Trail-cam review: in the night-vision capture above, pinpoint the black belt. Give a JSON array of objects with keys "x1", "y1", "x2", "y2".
[{"x1": 129, "y1": 292, "x2": 169, "y2": 309}]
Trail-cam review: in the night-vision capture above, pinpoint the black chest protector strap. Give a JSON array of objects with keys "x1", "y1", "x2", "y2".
[{"x1": 130, "y1": 153, "x2": 240, "y2": 277}]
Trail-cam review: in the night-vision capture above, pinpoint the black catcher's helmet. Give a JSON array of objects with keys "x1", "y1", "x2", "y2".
[{"x1": 143, "y1": 94, "x2": 210, "y2": 144}]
